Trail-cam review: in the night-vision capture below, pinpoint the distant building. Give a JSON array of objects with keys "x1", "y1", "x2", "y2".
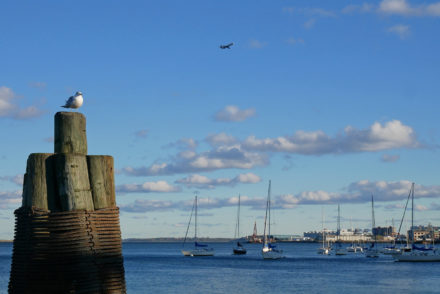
[
  {"x1": 409, "y1": 225, "x2": 440, "y2": 242},
  {"x1": 373, "y1": 226, "x2": 395, "y2": 237}
]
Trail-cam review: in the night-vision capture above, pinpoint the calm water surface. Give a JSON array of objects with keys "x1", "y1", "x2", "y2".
[{"x1": 1, "y1": 242, "x2": 440, "y2": 293}]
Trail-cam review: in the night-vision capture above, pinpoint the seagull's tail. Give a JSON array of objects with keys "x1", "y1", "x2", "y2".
[{"x1": 61, "y1": 105, "x2": 68, "y2": 108}]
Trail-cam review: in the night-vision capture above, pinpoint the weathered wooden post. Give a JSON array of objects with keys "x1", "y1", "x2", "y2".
[{"x1": 9, "y1": 112, "x2": 126, "y2": 294}]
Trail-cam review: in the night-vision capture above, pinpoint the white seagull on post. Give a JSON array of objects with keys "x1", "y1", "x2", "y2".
[{"x1": 62, "y1": 91, "x2": 83, "y2": 109}]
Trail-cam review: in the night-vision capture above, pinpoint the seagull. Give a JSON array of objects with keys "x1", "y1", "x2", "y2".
[
  {"x1": 220, "y1": 42, "x2": 233, "y2": 49},
  {"x1": 62, "y1": 91, "x2": 83, "y2": 109}
]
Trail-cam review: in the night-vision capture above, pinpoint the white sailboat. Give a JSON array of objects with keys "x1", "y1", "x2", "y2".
[
  {"x1": 233, "y1": 194, "x2": 247, "y2": 255},
  {"x1": 365, "y1": 195, "x2": 379, "y2": 258},
  {"x1": 182, "y1": 195, "x2": 215, "y2": 257},
  {"x1": 335, "y1": 205, "x2": 347, "y2": 256},
  {"x1": 317, "y1": 208, "x2": 330, "y2": 255},
  {"x1": 393, "y1": 183, "x2": 440, "y2": 262},
  {"x1": 262, "y1": 180, "x2": 284, "y2": 259}
]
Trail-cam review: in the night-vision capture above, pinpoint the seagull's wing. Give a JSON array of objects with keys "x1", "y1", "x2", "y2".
[{"x1": 62, "y1": 96, "x2": 74, "y2": 107}]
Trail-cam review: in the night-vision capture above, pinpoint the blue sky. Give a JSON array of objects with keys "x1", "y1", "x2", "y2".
[{"x1": 1, "y1": 0, "x2": 440, "y2": 239}]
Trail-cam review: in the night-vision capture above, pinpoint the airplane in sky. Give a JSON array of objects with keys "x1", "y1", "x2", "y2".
[{"x1": 220, "y1": 42, "x2": 233, "y2": 49}]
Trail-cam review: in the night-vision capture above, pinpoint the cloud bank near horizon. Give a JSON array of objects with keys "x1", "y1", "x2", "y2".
[{"x1": 119, "y1": 180, "x2": 440, "y2": 213}]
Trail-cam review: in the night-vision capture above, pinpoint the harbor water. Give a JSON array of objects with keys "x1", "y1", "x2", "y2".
[{"x1": 1, "y1": 242, "x2": 440, "y2": 294}]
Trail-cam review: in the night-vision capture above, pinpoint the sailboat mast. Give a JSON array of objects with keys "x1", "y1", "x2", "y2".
[
  {"x1": 322, "y1": 207, "x2": 325, "y2": 247},
  {"x1": 263, "y1": 181, "x2": 270, "y2": 245},
  {"x1": 337, "y1": 205, "x2": 341, "y2": 239},
  {"x1": 195, "y1": 195, "x2": 198, "y2": 242},
  {"x1": 411, "y1": 183, "x2": 414, "y2": 246},
  {"x1": 268, "y1": 180, "x2": 272, "y2": 242},
  {"x1": 371, "y1": 195, "x2": 376, "y2": 242},
  {"x1": 238, "y1": 194, "x2": 241, "y2": 238}
]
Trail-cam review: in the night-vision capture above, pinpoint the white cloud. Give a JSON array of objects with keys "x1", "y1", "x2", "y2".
[
  {"x1": 120, "y1": 180, "x2": 440, "y2": 213},
  {"x1": 124, "y1": 145, "x2": 268, "y2": 176},
  {"x1": 176, "y1": 173, "x2": 261, "y2": 189},
  {"x1": 206, "y1": 133, "x2": 237, "y2": 146},
  {"x1": 165, "y1": 138, "x2": 198, "y2": 150},
  {"x1": 0, "y1": 174, "x2": 24, "y2": 186},
  {"x1": 242, "y1": 120, "x2": 420, "y2": 154},
  {"x1": 0, "y1": 190, "x2": 21, "y2": 209},
  {"x1": 214, "y1": 105, "x2": 256, "y2": 122},
  {"x1": 0, "y1": 86, "x2": 44, "y2": 119},
  {"x1": 387, "y1": 24, "x2": 411, "y2": 39},
  {"x1": 378, "y1": 0, "x2": 440, "y2": 16},
  {"x1": 116, "y1": 180, "x2": 181, "y2": 193}
]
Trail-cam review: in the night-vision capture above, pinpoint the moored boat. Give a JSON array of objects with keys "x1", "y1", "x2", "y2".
[
  {"x1": 181, "y1": 195, "x2": 215, "y2": 257},
  {"x1": 262, "y1": 180, "x2": 284, "y2": 260}
]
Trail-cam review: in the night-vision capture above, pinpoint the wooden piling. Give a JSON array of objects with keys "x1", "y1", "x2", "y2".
[
  {"x1": 22, "y1": 153, "x2": 57, "y2": 211},
  {"x1": 9, "y1": 111, "x2": 126, "y2": 294},
  {"x1": 54, "y1": 112, "x2": 87, "y2": 155},
  {"x1": 87, "y1": 155, "x2": 116, "y2": 209},
  {"x1": 54, "y1": 153, "x2": 94, "y2": 211}
]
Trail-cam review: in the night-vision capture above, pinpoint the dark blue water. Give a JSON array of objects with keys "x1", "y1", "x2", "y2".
[{"x1": 1, "y1": 242, "x2": 440, "y2": 293}]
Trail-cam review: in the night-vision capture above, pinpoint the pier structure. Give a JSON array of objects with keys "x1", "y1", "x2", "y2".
[{"x1": 8, "y1": 112, "x2": 126, "y2": 294}]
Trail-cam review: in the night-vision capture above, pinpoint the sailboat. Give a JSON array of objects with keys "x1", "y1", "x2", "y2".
[
  {"x1": 182, "y1": 195, "x2": 215, "y2": 257},
  {"x1": 248, "y1": 221, "x2": 262, "y2": 243},
  {"x1": 233, "y1": 194, "x2": 247, "y2": 255},
  {"x1": 262, "y1": 180, "x2": 284, "y2": 259},
  {"x1": 365, "y1": 195, "x2": 379, "y2": 258},
  {"x1": 317, "y1": 208, "x2": 330, "y2": 255},
  {"x1": 382, "y1": 218, "x2": 400, "y2": 255},
  {"x1": 334, "y1": 205, "x2": 347, "y2": 255},
  {"x1": 393, "y1": 183, "x2": 440, "y2": 262}
]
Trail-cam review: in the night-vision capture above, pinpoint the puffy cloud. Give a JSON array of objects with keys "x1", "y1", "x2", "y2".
[
  {"x1": 0, "y1": 86, "x2": 44, "y2": 119},
  {"x1": 381, "y1": 154, "x2": 400, "y2": 163},
  {"x1": 116, "y1": 181, "x2": 181, "y2": 193},
  {"x1": 214, "y1": 105, "x2": 256, "y2": 122},
  {"x1": 165, "y1": 138, "x2": 198, "y2": 150},
  {"x1": 176, "y1": 173, "x2": 262, "y2": 189},
  {"x1": 0, "y1": 175, "x2": 24, "y2": 186},
  {"x1": 120, "y1": 180, "x2": 440, "y2": 213},
  {"x1": 0, "y1": 190, "x2": 21, "y2": 209},
  {"x1": 123, "y1": 145, "x2": 268, "y2": 176},
  {"x1": 120, "y1": 199, "x2": 178, "y2": 212},
  {"x1": 378, "y1": 0, "x2": 440, "y2": 16},
  {"x1": 387, "y1": 24, "x2": 411, "y2": 39},
  {"x1": 206, "y1": 133, "x2": 237, "y2": 147},
  {"x1": 242, "y1": 120, "x2": 420, "y2": 154}
]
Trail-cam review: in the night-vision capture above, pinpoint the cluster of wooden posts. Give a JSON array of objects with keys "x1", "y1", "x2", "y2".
[{"x1": 8, "y1": 112, "x2": 126, "y2": 294}]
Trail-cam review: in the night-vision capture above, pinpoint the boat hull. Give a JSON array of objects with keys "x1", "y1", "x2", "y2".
[
  {"x1": 317, "y1": 247, "x2": 330, "y2": 255},
  {"x1": 393, "y1": 251, "x2": 440, "y2": 262},
  {"x1": 365, "y1": 249, "x2": 379, "y2": 258},
  {"x1": 233, "y1": 248, "x2": 247, "y2": 255},
  {"x1": 262, "y1": 249, "x2": 284, "y2": 259},
  {"x1": 182, "y1": 248, "x2": 215, "y2": 257}
]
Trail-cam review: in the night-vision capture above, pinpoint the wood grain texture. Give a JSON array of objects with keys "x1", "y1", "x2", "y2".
[
  {"x1": 87, "y1": 155, "x2": 116, "y2": 209},
  {"x1": 54, "y1": 153, "x2": 94, "y2": 211},
  {"x1": 22, "y1": 153, "x2": 57, "y2": 211},
  {"x1": 54, "y1": 112, "x2": 87, "y2": 155}
]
